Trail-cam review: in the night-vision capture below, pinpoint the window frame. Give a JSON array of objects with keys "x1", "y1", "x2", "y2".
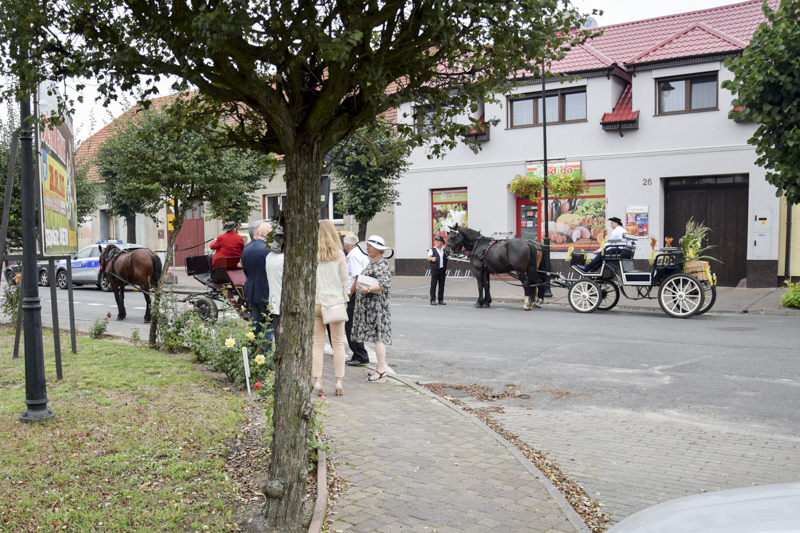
[
  {"x1": 329, "y1": 191, "x2": 345, "y2": 223},
  {"x1": 656, "y1": 73, "x2": 719, "y2": 116},
  {"x1": 508, "y1": 88, "x2": 587, "y2": 128},
  {"x1": 264, "y1": 193, "x2": 287, "y2": 220}
]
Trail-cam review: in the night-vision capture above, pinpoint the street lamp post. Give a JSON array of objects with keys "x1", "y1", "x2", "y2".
[
  {"x1": 541, "y1": 63, "x2": 552, "y2": 298},
  {"x1": 18, "y1": 94, "x2": 54, "y2": 423}
]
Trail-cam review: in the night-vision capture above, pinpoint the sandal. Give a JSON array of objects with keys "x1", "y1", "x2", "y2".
[{"x1": 366, "y1": 371, "x2": 386, "y2": 383}]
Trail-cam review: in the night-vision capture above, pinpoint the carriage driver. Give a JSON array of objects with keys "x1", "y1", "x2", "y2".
[
  {"x1": 210, "y1": 221, "x2": 245, "y2": 269},
  {"x1": 576, "y1": 216, "x2": 631, "y2": 273}
]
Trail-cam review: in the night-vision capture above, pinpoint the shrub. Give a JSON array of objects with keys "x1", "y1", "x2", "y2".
[
  {"x1": 782, "y1": 280, "x2": 800, "y2": 308},
  {"x1": 2, "y1": 279, "x2": 20, "y2": 324},
  {"x1": 89, "y1": 313, "x2": 111, "y2": 339},
  {"x1": 152, "y1": 287, "x2": 195, "y2": 352}
]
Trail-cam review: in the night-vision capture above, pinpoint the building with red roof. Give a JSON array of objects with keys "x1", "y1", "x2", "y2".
[{"x1": 394, "y1": 0, "x2": 788, "y2": 288}]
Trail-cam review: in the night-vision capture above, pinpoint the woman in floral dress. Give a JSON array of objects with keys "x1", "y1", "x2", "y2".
[{"x1": 352, "y1": 235, "x2": 393, "y2": 383}]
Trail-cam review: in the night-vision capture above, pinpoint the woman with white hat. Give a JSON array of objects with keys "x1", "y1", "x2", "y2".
[{"x1": 352, "y1": 235, "x2": 393, "y2": 383}]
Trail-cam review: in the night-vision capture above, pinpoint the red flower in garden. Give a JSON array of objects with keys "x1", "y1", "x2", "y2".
[{"x1": 254, "y1": 382, "x2": 262, "y2": 389}]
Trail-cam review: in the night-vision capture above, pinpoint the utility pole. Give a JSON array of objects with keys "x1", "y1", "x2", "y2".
[
  {"x1": 19, "y1": 94, "x2": 54, "y2": 423},
  {"x1": 541, "y1": 62, "x2": 552, "y2": 298}
]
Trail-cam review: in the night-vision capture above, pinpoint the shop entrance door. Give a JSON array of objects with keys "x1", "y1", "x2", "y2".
[
  {"x1": 173, "y1": 204, "x2": 206, "y2": 268},
  {"x1": 663, "y1": 176, "x2": 748, "y2": 287},
  {"x1": 517, "y1": 199, "x2": 538, "y2": 240}
]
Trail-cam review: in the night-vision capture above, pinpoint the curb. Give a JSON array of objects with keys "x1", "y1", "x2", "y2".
[
  {"x1": 308, "y1": 449, "x2": 328, "y2": 533},
  {"x1": 391, "y1": 293, "x2": 800, "y2": 317},
  {"x1": 388, "y1": 373, "x2": 592, "y2": 533}
]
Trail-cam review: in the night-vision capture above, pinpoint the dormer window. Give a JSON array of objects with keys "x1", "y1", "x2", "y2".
[{"x1": 657, "y1": 73, "x2": 718, "y2": 115}]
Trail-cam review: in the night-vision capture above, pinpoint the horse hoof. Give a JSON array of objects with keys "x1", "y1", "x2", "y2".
[
  {"x1": 523, "y1": 305, "x2": 531, "y2": 311},
  {"x1": 484, "y1": 303, "x2": 490, "y2": 308},
  {"x1": 474, "y1": 303, "x2": 483, "y2": 308},
  {"x1": 117, "y1": 316, "x2": 125, "y2": 321},
  {"x1": 144, "y1": 318, "x2": 151, "y2": 323}
]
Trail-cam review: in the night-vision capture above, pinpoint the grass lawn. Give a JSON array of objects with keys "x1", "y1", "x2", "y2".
[{"x1": 0, "y1": 327, "x2": 249, "y2": 532}]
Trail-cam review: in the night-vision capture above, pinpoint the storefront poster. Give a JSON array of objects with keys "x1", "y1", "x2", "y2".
[
  {"x1": 38, "y1": 82, "x2": 79, "y2": 255},
  {"x1": 626, "y1": 205, "x2": 649, "y2": 236},
  {"x1": 431, "y1": 188, "x2": 468, "y2": 246}
]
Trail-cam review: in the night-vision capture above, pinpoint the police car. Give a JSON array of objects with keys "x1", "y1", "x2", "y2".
[{"x1": 56, "y1": 240, "x2": 147, "y2": 291}]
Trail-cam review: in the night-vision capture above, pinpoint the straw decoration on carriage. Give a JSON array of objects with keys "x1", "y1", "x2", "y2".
[
  {"x1": 598, "y1": 230, "x2": 607, "y2": 254},
  {"x1": 565, "y1": 246, "x2": 574, "y2": 262},
  {"x1": 649, "y1": 236, "x2": 657, "y2": 265}
]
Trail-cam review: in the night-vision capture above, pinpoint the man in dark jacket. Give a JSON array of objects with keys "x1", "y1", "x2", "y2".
[
  {"x1": 241, "y1": 222, "x2": 272, "y2": 347},
  {"x1": 428, "y1": 235, "x2": 448, "y2": 305}
]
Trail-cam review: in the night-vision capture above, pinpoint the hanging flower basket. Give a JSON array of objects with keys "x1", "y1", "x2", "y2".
[
  {"x1": 507, "y1": 175, "x2": 542, "y2": 201},
  {"x1": 546, "y1": 172, "x2": 589, "y2": 198}
]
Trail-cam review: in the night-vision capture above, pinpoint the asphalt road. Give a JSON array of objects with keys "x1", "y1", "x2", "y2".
[
  {"x1": 389, "y1": 298, "x2": 800, "y2": 438},
  {"x1": 388, "y1": 299, "x2": 800, "y2": 522}
]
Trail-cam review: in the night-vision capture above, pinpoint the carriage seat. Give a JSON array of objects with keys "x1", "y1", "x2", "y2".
[{"x1": 603, "y1": 245, "x2": 635, "y2": 260}]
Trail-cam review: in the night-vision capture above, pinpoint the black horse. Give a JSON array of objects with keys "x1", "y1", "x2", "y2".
[
  {"x1": 444, "y1": 225, "x2": 545, "y2": 310},
  {"x1": 99, "y1": 245, "x2": 163, "y2": 322}
]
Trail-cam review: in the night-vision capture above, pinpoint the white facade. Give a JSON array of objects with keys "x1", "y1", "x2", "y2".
[{"x1": 395, "y1": 58, "x2": 780, "y2": 286}]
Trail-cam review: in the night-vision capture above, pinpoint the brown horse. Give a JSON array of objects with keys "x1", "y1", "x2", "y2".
[
  {"x1": 99, "y1": 244, "x2": 163, "y2": 322},
  {"x1": 444, "y1": 224, "x2": 545, "y2": 310}
]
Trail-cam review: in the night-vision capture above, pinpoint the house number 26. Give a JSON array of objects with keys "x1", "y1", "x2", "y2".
[{"x1": 642, "y1": 178, "x2": 652, "y2": 186}]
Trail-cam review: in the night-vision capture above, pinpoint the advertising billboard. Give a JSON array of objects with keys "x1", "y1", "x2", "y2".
[{"x1": 37, "y1": 82, "x2": 79, "y2": 255}]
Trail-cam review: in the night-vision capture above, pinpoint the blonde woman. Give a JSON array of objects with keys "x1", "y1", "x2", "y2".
[{"x1": 313, "y1": 220, "x2": 350, "y2": 396}]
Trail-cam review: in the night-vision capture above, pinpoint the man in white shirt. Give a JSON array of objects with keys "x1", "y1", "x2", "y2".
[
  {"x1": 343, "y1": 234, "x2": 371, "y2": 366},
  {"x1": 579, "y1": 216, "x2": 631, "y2": 273},
  {"x1": 427, "y1": 235, "x2": 448, "y2": 305}
]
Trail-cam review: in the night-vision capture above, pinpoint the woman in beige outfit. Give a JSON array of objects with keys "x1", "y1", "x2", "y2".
[{"x1": 313, "y1": 220, "x2": 351, "y2": 396}]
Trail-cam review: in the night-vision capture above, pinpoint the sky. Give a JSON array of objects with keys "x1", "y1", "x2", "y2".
[{"x1": 58, "y1": 0, "x2": 747, "y2": 143}]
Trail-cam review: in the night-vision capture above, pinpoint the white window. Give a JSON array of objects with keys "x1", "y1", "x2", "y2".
[
  {"x1": 329, "y1": 191, "x2": 344, "y2": 222},
  {"x1": 264, "y1": 194, "x2": 286, "y2": 220}
]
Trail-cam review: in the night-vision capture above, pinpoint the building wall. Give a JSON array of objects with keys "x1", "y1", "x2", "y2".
[
  {"x1": 395, "y1": 61, "x2": 781, "y2": 286},
  {"x1": 254, "y1": 164, "x2": 397, "y2": 271},
  {"x1": 778, "y1": 198, "x2": 800, "y2": 282}
]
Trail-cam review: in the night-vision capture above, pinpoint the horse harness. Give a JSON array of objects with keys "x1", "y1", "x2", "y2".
[{"x1": 464, "y1": 234, "x2": 549, "y2": 289}]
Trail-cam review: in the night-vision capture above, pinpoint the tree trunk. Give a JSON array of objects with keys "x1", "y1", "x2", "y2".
[
  {"x1": 125, "y1": 214, "x2": 137, "y2": 244},
  {"x1": 262, "y1": 142, "x2": 324, "y2": 531},
  {"x1": 357, "y1": 221, "x2": 368, "y2": 242},
  {"x1": 148, "y1": 213, "x2": 183, "y2": 348}
]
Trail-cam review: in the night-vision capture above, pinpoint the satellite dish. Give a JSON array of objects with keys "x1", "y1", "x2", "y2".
[{"x1": 583, "y1": 17, "x2": 599, "y2": 29}]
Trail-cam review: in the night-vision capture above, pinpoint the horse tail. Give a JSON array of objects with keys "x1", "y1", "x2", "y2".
[{"x1": 150, "y1": 254, "x2": 163, "y2": 289}]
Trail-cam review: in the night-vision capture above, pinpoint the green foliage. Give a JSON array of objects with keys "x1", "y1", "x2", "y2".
[
  {"x1": 88, "y1": 314, "x2": 110, "y2": 339},
  {"x1": 681, "y1": 218, "x2": 717, "y2": 263},
  {"x1": 508, "y1": 175, "x2": 542, "y2": 201},
  {"x1": 1, "y1": 280, "x2": 19, "y2": 324},
  {"x1": 330, "y1": 122, "x2": 410, "y2": 238},
  {"x1": 0, "y1": 102, "x2": 24, "y2": 250},
  {"x1": 73, "y1": 152, "x2": 100, "y2": 223},
  {"x1": 723, "y1": 0, "x2": 800, "y2": 203},
  {"x1": 547, "y1": 172, "x2": 589, "y2": 198},
  {"x1": 95, "y1": 104, "x2": 278, "y2": 272},
  {"x1": 152, "y1": 288, "x2": 196, "y2": 353},
  {"x1": 782, "y1": 280, "x2": 800, "y2": 308}
]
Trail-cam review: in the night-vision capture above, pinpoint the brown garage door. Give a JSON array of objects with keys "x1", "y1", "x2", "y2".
[{"x1": 664, "y1": 176, "x2": 748, "y2": 287}]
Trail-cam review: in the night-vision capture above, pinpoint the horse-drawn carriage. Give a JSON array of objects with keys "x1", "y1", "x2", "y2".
[
  {"x1": 183, "y1": 254, "x2": 250, "y2": 324},
  {"x1": 445, "y1": 225, "x2": 716, "y2": 319},
  {"x1": 563, "y1": 239, "x2": 716, "y2": 318}
]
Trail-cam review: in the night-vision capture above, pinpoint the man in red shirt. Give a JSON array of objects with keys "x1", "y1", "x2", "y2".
[{"x1": 210, "y1": 221, "x2": 245, "y2": 268}]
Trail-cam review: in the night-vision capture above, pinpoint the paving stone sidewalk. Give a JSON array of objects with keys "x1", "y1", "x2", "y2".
[
  {"x1": 320, "y1": 368, "x2": 586, "y2": 533},
  {"x1": 448, "y1": 398, "x2": 800, "y2": 525}
]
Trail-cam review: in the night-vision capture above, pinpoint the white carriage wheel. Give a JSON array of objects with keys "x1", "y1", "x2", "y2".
[
  {"x1": 658, "y1": 274, "x2": 705, "y2": 318},
  {"x1": 568, "y1": 280, "x2": 601, "y2": 313}
]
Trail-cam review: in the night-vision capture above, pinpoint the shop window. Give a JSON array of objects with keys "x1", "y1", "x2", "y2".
[
  {"x1": 509, "y1": 89, "x2": 586, "y2": 128},
  {"x1": 658, "y1": 74, "x2": 717, "y2": 115}
]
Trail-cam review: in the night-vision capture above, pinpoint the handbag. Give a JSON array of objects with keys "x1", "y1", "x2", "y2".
[{"x1": 321, "y1": 303, "x2": 348, "y2": 325}]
